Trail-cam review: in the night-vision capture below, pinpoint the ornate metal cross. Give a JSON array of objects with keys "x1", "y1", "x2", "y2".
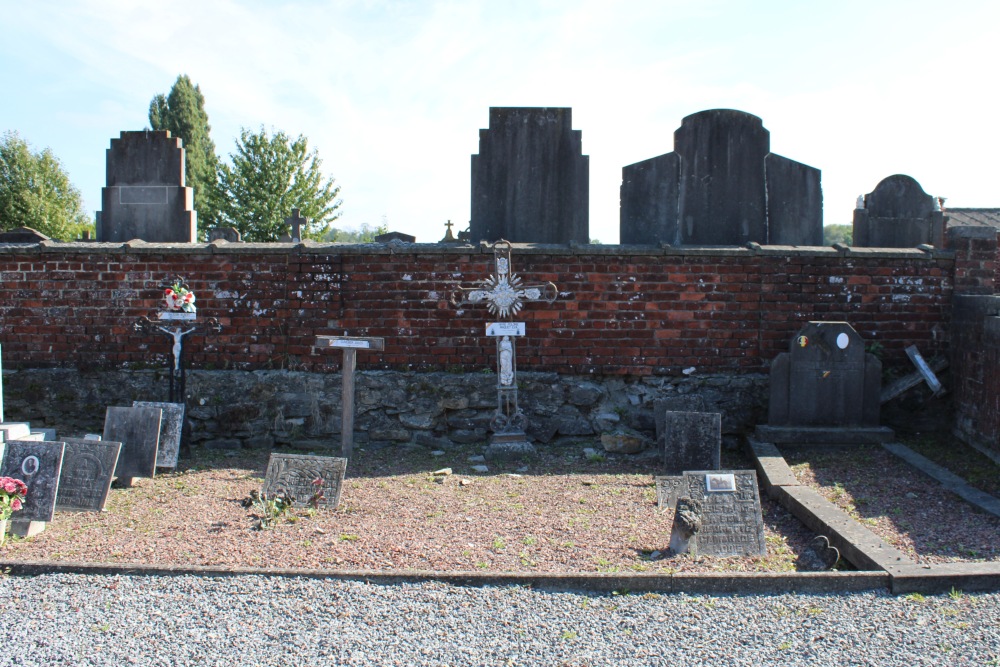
[{"x1": 452, "y1": 240, "x2": 557, "y2": 457}]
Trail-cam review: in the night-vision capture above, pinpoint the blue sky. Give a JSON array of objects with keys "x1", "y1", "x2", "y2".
[{"x1": 2, "y1": 0, "x2": 997, "y2": 243}]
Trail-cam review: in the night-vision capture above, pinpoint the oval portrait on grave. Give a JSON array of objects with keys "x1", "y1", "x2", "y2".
[{"x1": 21, "y1": 455, "x2": 40, "y2": 476}]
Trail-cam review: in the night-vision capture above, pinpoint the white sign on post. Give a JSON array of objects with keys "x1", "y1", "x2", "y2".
[{"x1": 486, "y1": 322, "x2": 526, "y2": 337}]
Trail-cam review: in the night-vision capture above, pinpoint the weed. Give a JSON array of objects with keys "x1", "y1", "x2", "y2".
[
  {"x1": 244, "y1": 490, "x2": 294, "y2": 530},
  {"x1": 475, "y1": 561, "x2": 488, "y2": 569},
  {"x1": 904, "y1": 592, "x2": 926, "y2": 603},
  {"x1": 948, "y1": 587, "x2": 964, "y2": 601},
  {"x1": 493, "y1": 537, "x2": 506, "y2": 551},
  {"x1": 522, "y1": 535, "x2": 537, "y2": 546},
  {"x1": 561, "y1": 630, "x2": 578, "y2": 641},
  {"x1": 340, "y1": 533, "x2": 359, "y2": 542},
  {"x1": 585, "y1": 452, "x2": 606, "y2": 463},
  {"x1": 778, "y1": 641, "x2": 792, "y2": 651}
]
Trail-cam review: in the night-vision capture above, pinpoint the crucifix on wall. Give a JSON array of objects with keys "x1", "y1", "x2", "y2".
[{"x1": 452, "y1": 240, "x2": 558, "y2": 459}]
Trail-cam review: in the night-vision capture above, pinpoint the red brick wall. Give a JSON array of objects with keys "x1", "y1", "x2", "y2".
[
  {"x1": 0, "y1": 242, "x2": 960, "y2": 375},
  {"x1": 951, "y1": 295, "x2": 1000, "y2": 456}
]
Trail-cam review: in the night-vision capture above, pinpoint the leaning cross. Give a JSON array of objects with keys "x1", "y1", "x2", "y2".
[
  {"x1": 284, "y1": 208, "x2": 307, "y2": 242},
  {"x1": 451, "y1": 240, "x2": 558, "y2": 459},
  {"x1": 314, "y1": 336, "x2": 385, "y2": 458}
]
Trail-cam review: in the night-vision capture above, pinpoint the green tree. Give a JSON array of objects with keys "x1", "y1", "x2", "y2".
[
  {"x1": 0, "y1": 131, "x2": 93, "y2": 240},
  {"x1": 217, "y1": 127, "x2": 342, "y2": 241},
  {"x1": 148, "y1": 75, "x2": 221, "y2": 230},
  {"x1": 322, "y1": 222, "x2": 388, "y2": 243},
  {"x1": 823, "y1": 224, "x2": 853, "y2": 246}
]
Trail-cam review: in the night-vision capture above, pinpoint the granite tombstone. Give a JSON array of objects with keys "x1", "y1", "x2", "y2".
[
  {"x1": 103, "y1": 406, "x2": 163, "y2": 481},
  {"x1": 0, "y1": 440, "x2": 66, "y2": 523},
  {"x1": 55, "y1": 438, "x2": 123, "y2": 512},
  {"x1": 262, "y1": 453, "x2": 348, "y2": 509},
  {"x1": 133, "y1": 401, "x2": 184, "y2": 468},
  {"x1": 667, "y1": 469, "x2": 766, "y2": 557}
]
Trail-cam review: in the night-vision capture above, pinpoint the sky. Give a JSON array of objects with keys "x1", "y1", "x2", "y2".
[{"x1": 2, "y1": 0, "x2": 998, "y2": 244}]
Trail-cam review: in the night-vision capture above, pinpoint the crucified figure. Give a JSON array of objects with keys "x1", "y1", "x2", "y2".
[{"x1": 155, "y1": 325, "x2": 198, "y2": 372}]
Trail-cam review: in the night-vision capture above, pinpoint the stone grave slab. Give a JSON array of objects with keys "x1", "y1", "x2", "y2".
[
  {"x1": 55, "y1": 439, "x2": 123, "y2": 512},
  {"x1": 668, "y1": 469, "x2": 766, "y2": 557},
  {"x1": 661, "y1": 411, "x2": 721, "y2": 474},
  {"x1": 103, "y1": 406, "x2": 163, "y2": 480},
  {"x1": 655, "y1": 475, "x2": 684, "y2": 509},
  {"x1": 133, "y1": 401, "x2": 184, "y2": 468},
  {"x1": 0, "y1": 423, "x2": 31, "y2": 442},
  {"x1": 0, "y1": 440, "x2": 66, "y2": 523},
  {"x1": 262, "y1": 453, "x2": 348, "y2": 509}
]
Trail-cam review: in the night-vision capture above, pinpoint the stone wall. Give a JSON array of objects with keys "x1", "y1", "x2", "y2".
[
  {"x1": 950, "y1": 295, "x2": 1000, "y2": 460},
  {"x1": 3, "y1": 368, "x2": 768, "y2": 452}
]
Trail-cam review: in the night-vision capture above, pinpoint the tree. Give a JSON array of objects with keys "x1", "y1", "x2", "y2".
[
  {"x1": 823, "y1": 224, "x2": 853, "y2": 246},
  {"x1": 217, "y1": 127, "x2": 342, "y2": 241},
  {"x1": 322, "y1": 222, "x2": 388, "y2": 243},
  {"x1": 149, "y1": 75, "x2": 221, "y2": 229},
  {"x1": 0, "y1": 131, "x2": 93, "y2": 240}
]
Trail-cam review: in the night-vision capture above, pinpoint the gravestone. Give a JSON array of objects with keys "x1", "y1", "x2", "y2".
[
  {"x1": 655, "y1": 475, "x2": 684, "y2": 509},
  {"x1": 661, "y1": 411, "x2": 721, "y2": 474},
  {"x1": 55, "y1": 438, "x2": 122, "y2": 512},
  {"x1": 208, "y1": 227, "x2": 242, "y2": 242},
  {"x1": 853, "y1": 175, "x2": 945, "y2": 248},
  {"x1": 0, "y1": 227, "x2": 50, "y2": 243},
  {"x1": 96, "y1": 130, "x2": 196, "y2": 242},
  {"x1": 133, "y1": 401, "x2": 184, "y2": 468},
  {"x1": 280, "y1": 208, "x2": 307, "y2": 242},
  {"x1": 620, "y1": 109, "x2": 822, "y2": 246},
  {"x1": 470, "y1": 107, "x2": 589, "y2": 244},
  {"x1": 374, "y1": 231, "x2": 416, "y2": 243},
  {"x1": 262, "y1": 453, "x2": 348, "y2": 509},
  {"x1": 667, "y1": 469, "x2": 766, "y2": 557},
  {"x1": 103, "y1": 406, "x2": 163, "y2": 481},
  {"x1": 0, "y1": 440, "x2": 66, "y2": 523},
  {"x1": 757, "y1": 321, "x2": 893, "y2": 444}
]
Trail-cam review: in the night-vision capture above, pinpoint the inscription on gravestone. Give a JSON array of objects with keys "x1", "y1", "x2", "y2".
[
  {"x1": 103, "y1": 406, "x2": 162, "y2": 480},
  {"x1": 668, "y1": 469, "x2": 766, "y2": 557},
  {"x1": 262, "y1": 453, "x2": 348, "y2": 509},
  {"x1": 55, "y1": 439, "x2": 123, "y2": 512},
  {"x1": 133, "y1": 401, "x2": 184, "y2": 468},
  {"x1": 661, "y1": 411, "x2": 721, "y2": 474},
  {"x1": 0, "y1": 440, "x2": 66, "y2": 523},
  {"x1": 655, "y1": 475, "x2": 684, "y2": 509}
]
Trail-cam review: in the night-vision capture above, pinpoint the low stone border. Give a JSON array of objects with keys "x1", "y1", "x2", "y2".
[{"x1": 881, "y1": 442, "x2": 1000, "y2": 519}]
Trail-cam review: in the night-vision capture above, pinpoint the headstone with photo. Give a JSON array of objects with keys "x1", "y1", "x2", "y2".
[
  {"x1": 0, "y1": 440, "x2": 66, "y2": 536},
  {"x1": 661, "y1": 411, "x2": 721, "y2": 474},
  {"x1": 103, "y1": 406, "x2": 163, "y2": 484},
  {"x1": 55, "y1": 438, "x2": 123, "y2": 512},
  {"x1": 262, "y1": 453, "x2": 348, "y2": 509},
  {"x1": 133, "y1": 401, "x2": 184, "y2": 468},
  {"x1": 667, "y1": 469, "x2": 766, "y2": 557}
]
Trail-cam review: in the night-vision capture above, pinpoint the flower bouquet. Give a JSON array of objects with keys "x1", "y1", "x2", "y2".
[
  {"x1": 0, "y1": 476, "x2": 28, "y2": 545},
  {"x1": 163, "y1": 282, "x2": 197, "y2": 313}
]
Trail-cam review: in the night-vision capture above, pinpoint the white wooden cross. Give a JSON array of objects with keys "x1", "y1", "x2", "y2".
[{"x1": 452, "y1": 240, "x2": 557, "y2": 451}]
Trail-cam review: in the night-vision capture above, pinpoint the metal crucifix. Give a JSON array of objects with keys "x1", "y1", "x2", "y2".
[{"x1": 452, "y1": 240, "x2": 558, "y2": 459}]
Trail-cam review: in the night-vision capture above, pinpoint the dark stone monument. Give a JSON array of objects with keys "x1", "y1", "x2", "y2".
[
  {"x1": 262, "y1": 453, "x2": 348, "y2": 509},
  {"x1": 374, "y1": 231, "x2": 416, "y2": 243},
  {"x1": 0, "y1": 227, "x2": 50, "y2": 244},
  {"x1": 470, "y1": 107, "x2": 589, "y2": 244},
  {"x1": 0, "y1": 440, "x2": 66, "y2": 523},
  {"x1": 55, "y1": 438, "x2": 122, "y2": 512},
  {"x1": 103, "y1": 406, "x2": 163, "y2": 481},
  {"x1": 667, "y1": 469, "x2": 766, "y2": 557},
  {"x1": 96, "y1": 130, "x2": 196, "y2": 242},
  {"x1": 133, "y1": 401, "x2": 184, "y2": 468},
  {"x1": 620, "y1": 109, "x2": 822, "y2": 246},
  {"x1": 853, "y1": 175, "x2": 945, "y2": 248},
  {"x1": 661, "y1": 411, "x2": 721, "y2": 474},
  {"x1": 208, "y1": 227, "x2": 242, "y2": 242},
  {"x1": 757, "y1": 321, "x2": 893, "y2": 444},
  {"x1": 279, "y1": 208, "x2": 307, "y2": 243}
]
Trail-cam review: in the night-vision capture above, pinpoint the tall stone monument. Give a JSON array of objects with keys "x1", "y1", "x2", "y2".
[
  {"x1": 470, "y1": 107, "x2": 589, "y2": 244},
  {"x1": 97, "y1": 130, "x2": 197, "y2": 242},
  {"x1": 620, "y1": 109, "x2": 822, "y2": 246},
  {"x1": 852, "y1": 175, "x2": 945, "y2": 248}
]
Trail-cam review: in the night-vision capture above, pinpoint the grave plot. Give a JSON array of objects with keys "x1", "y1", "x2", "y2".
[
  {"x1": 0, "y1": 444, "x2": 830, "y2": 574},
  {"x1": 784, "y1": 445, "x2": 1000, "y2": 564}
]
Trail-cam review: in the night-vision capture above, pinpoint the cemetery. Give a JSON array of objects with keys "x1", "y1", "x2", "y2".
[{"x1": 0, "y1": 107, "x2": 999, "y2": 594}]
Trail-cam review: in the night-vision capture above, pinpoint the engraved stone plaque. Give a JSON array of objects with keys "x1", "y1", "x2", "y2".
[
  {"x1": 0, "y1": 440, "x2": 66, "y2": 522},
  {"x1": 133, "y1": 401, "x2": 184, "y2": 468},
  {"x1": 103, "y1": 406, "x2": 162, "y2": 479},
  {"x1": 55, "y1": 439, "x2": 123, "y2": 512},
  {"x1": 654, "y1": 475, "x2": 684, "y2": 509},
  {"x1": 661, "y1": 411, "x2": 721, "y2": 474},
  {"x1": 262, "y1": 453, "x2": 347, "y2": 509},
  {"x1": 668, "y1": 469, "x2": 766, "y2": 557}
]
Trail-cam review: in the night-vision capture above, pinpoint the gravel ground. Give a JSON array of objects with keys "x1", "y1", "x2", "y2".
[{"x1": 0, "y1": 573, "x2": 997, "y2": 666}]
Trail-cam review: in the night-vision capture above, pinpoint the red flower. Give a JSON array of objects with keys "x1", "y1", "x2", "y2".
[{"x1": 11, "y1": 498, "x2": 21, "y2": 511}]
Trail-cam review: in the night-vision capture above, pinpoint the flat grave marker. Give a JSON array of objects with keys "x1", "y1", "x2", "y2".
[
  {"x1": 55, "y1": 438, "x2": 123, "y2": 512},
  {"x1": 0, "y1": 440, "x2": 66, "y2": 523},
  {"x1": 262, "y1": 453, "x2": 348, "y2": 509},
  {"x1": 103, "y1": 406, "x2": 163, "y2": 481},
  {"x1": 133, "y1": 401, "x2": 184, "y2": 468},
  {"x1": 668, "y1": 469, "x2": 766, "y2": 557}
]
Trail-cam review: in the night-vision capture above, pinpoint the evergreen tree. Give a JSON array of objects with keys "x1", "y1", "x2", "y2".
[
  {"x1": 217, "y1": 127, "x2": 342, "y2": 241},
  {"x1": 148, "y1": 75, "x2": 220, "y2": 230},
  {"x1": 0, "y1": 131, "x2": 92, "y2": 240}
]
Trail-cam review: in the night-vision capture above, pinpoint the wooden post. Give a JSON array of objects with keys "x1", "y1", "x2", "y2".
[{"x1": 315, "y1": 336, "x2": 385, "y2": 458}]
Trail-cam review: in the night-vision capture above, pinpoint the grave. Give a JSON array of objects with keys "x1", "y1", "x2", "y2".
[
  {"x1": 655, "y1": 475, "x2": 684, "y2": 509},
  {"x1": 0, "y1": 440, "x2": 66, "y2": 536},
  {"x1": 757, "y1": 321, "x2": 893, "y2": 445},
  {"x1": 55, "y1": 438, "x2": 122, "y2": 512},
  {"x1": 313, "y1": 336, "x2": 385, "y2": 458},
  {"x1": 620, "y1": 109, "x2": 822, "y2": 246},
  {"x1": 0, "y1": 227, "x2": 50, "y2": 243},
  {"x1": 208, "y1": 227, "x2": 242, "y2": 242},
  {"x1": 96, "y1": 130, "x2": 197, "y2": 242},
  {"x1": 660, "y1": 411, "x2": 721, "y2": 474},
  {"x1": 853, "y1": 174, "x2": 945, "y2": 248},
  {"x1": 103, "y1": 406, "x2": 163, "y2": 484},
  {"x1": 133, "y1": 401, "x2": 185, "y2": 468},
  {"x1": 667, "y1": 469, "x2": 766, "y2": 557},
  {"x1": 470, "y1": 107, "x2": 589, "y2": 244},
  {"x1": 374, "y1": 231, "x2": 416, "y2": 243},
  {"x1": 280, "y1": 208, "x2": 307, "y2": 242},
  {"x1": 262, "y1": 453, "x2": 348, "y2": 509},
  {"x1": 451, "y1": 240, "x2": 559, "y2": 459}
]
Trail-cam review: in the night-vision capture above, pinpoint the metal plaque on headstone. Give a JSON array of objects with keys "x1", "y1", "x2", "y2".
[
  {"x1": 661, "y1": 411, "x2": 721, "y2": 474},
  {"x1": 0, "y1": 440, "x2": 66, "y2": 523},
  {"x1": 103, "y1": 406, "x2": 162, "y2": 480},
  {"x1": 262, "y1": 453, "x2": 348, "y2": 509},
  {"x1": 133, "y1": 401, "x2": 184, "y2": 468},
  {"x1": 55, "y1": 439, "x2": 123, "y2": 512},
  {"x1": 667, "y1": 469, "x2": 766, "y2": 557}
]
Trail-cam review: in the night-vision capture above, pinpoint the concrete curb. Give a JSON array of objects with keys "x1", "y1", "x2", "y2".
[{"x1": 0, "y1": 559, "x2": 889, "y2": 595}]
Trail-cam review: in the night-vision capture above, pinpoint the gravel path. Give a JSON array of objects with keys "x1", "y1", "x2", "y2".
[{"x1": 1, "y1": 573, "x2": 997, "y2": 666}]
